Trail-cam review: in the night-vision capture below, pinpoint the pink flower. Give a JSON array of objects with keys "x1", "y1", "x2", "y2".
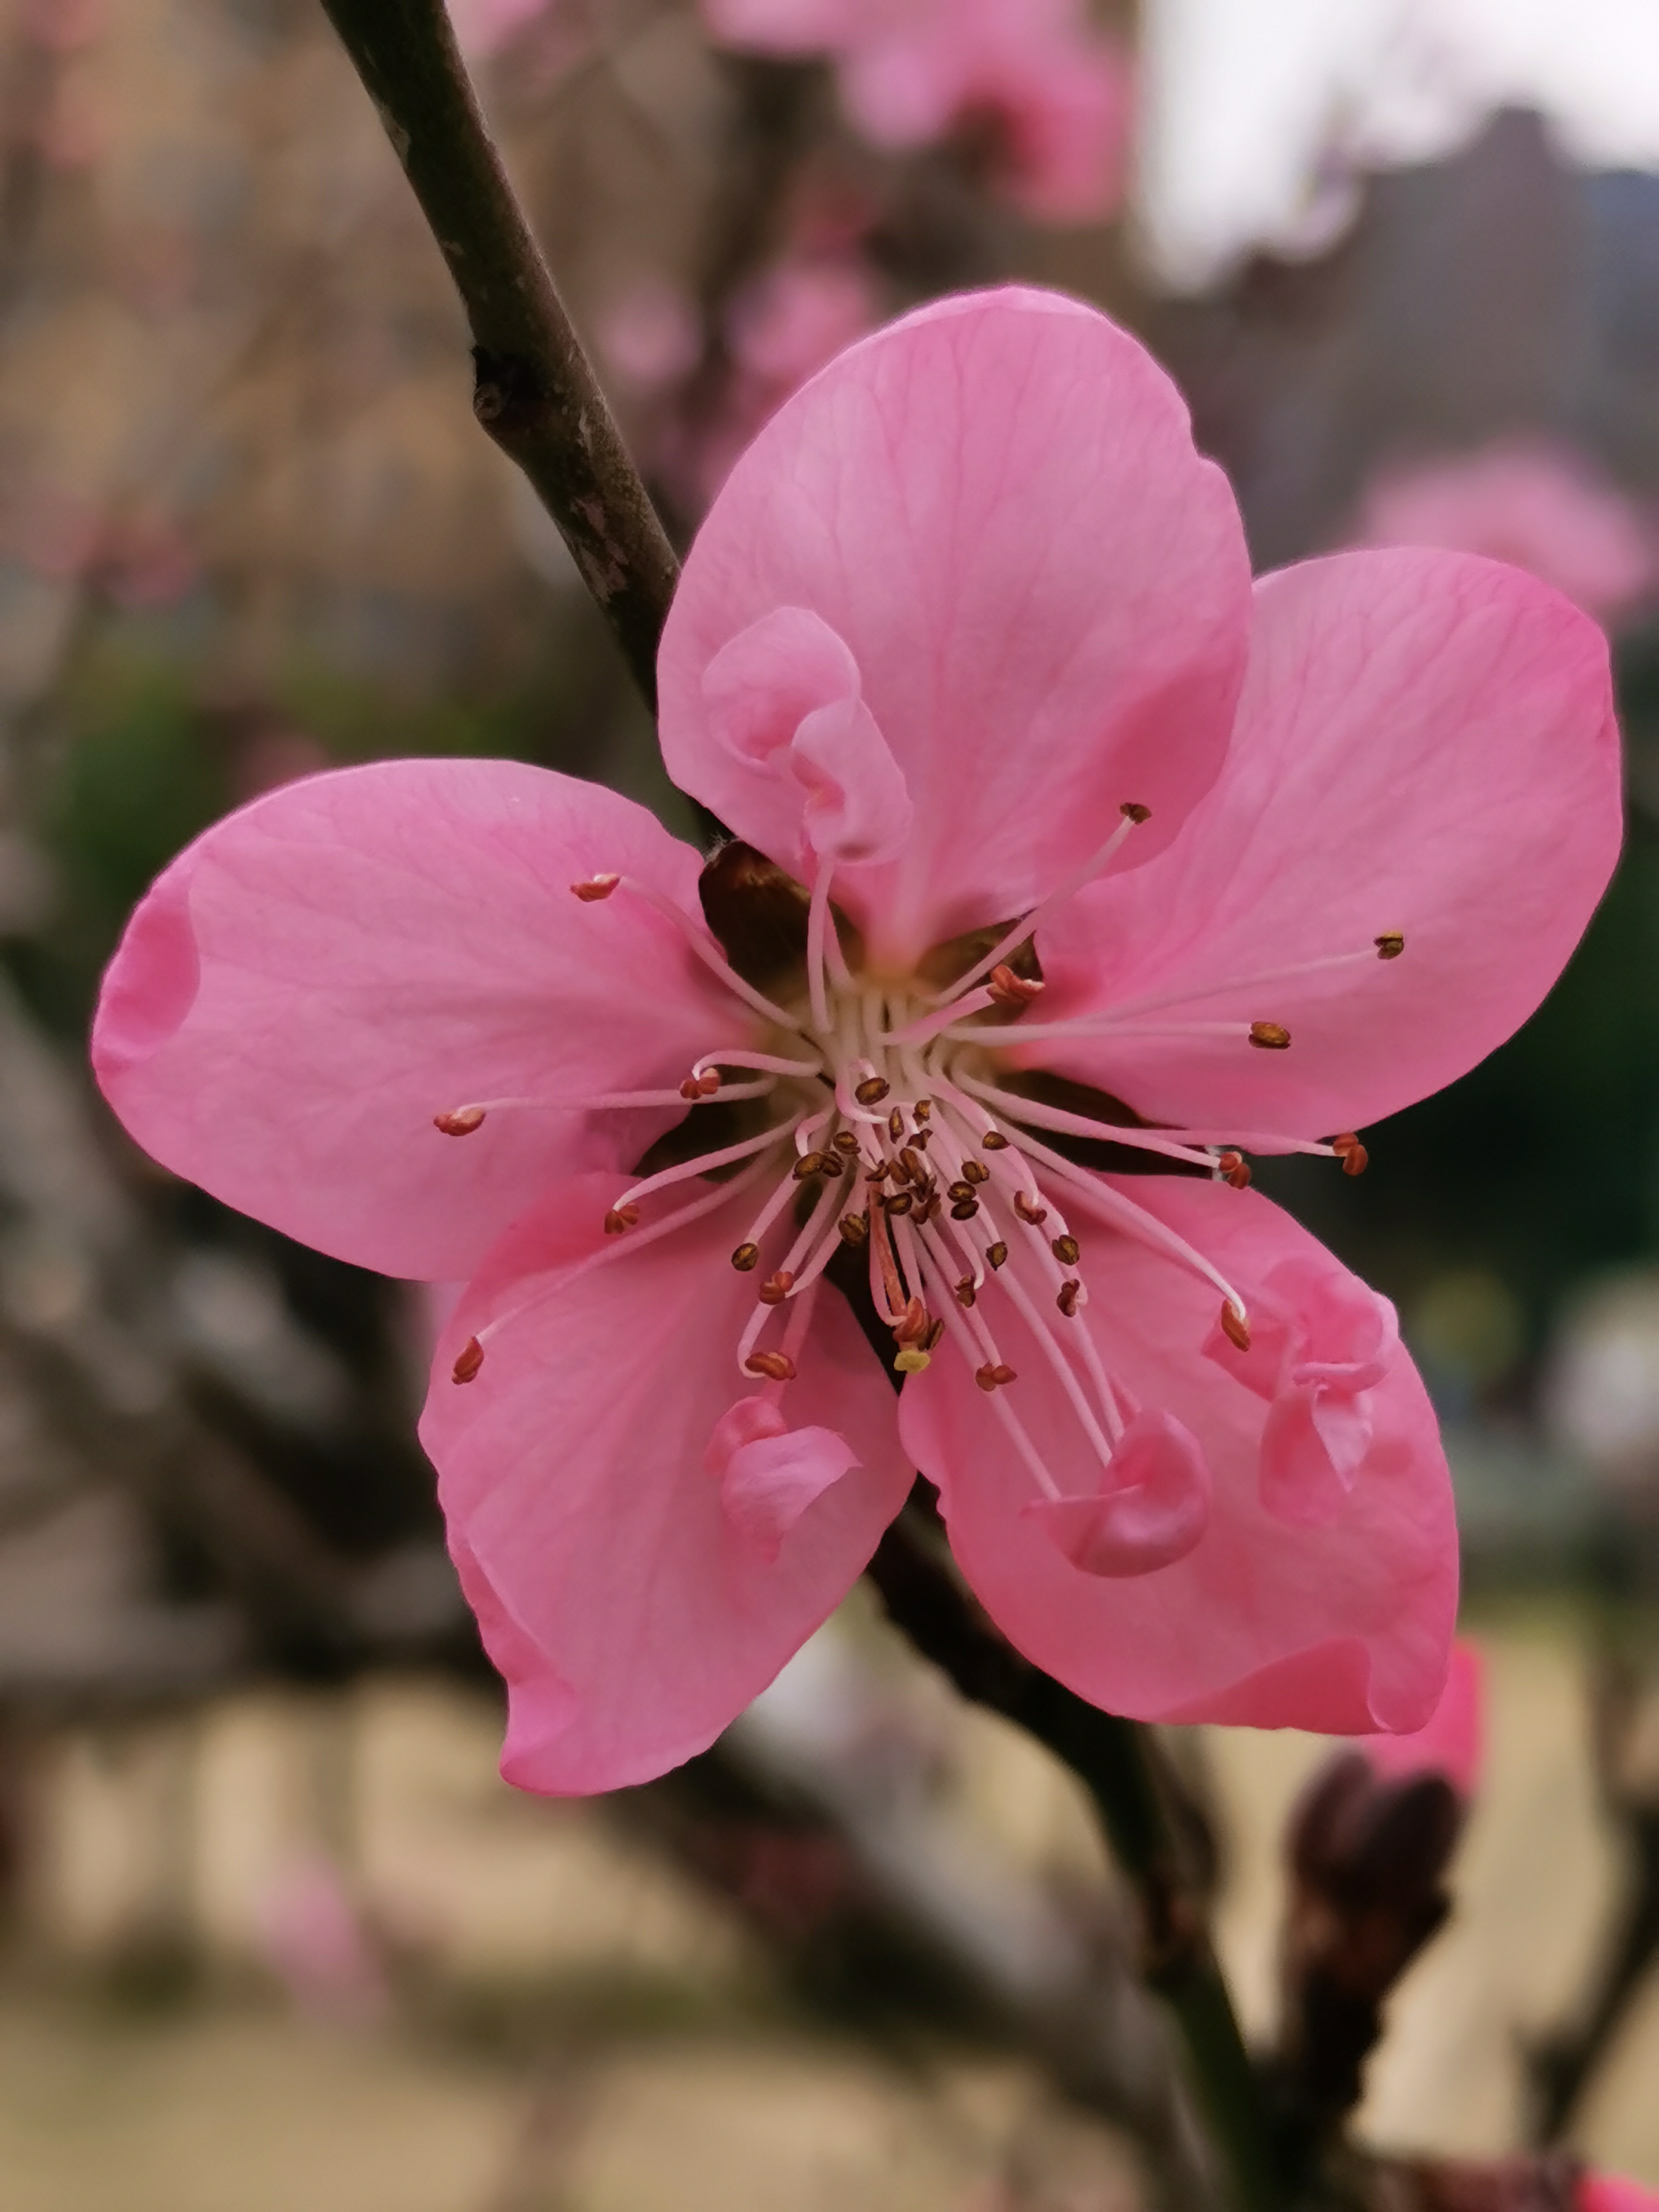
[
  {"x1": 91, "y1": 290, "x2": 1620, "y2": 1793},
  {"x1": 446, "y1": 0, "x2": 549, "y2": 61},
  {"x1": 1354, "y1": 441, "x2": 1657, "y2": 628},
  {"x1": 1581, "y1": 2177, "x2": 1659, "y2": 2212},
  {"x1": 1355, "y1": 1638, "x2": 1483, "y2": 1798},
  {"x1": 702, "y1": 0, "x2": 1130, "y2": 223}
]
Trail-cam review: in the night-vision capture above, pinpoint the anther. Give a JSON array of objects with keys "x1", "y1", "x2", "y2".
[
  {"x1": 759, "y1": 1272, "x2": 794, "y2": 1306},
  {"x1": 854, "y1": 1076, "x2": 891, "y2": 1105},
  {"x1": 838, "y1": 1212, "x2": 870, "y2": 1248},
  {"x1": 910, "y1": 1126, "x2": 931, "y2": 1150},
  {"x1": 731, "y1": 1242, "x2": 761, "y2": 1272},
  {"x1": 900, "y1": 1147, "x2": 924, "y2": 1181},
  {"x1": 894, "y1": 1348, "x2": 931, "y2": 1374},
  {"x1": 923, "y1": 1318, "x2": 946, "y2": 1352},
  {"x1": 1052, "y1": 1235, "x2": 1081, "y2": 1265},
  {"x1": 679, "y1": 1070, "x2": 723, "y2": 1100},
  {"x1": 894, "y1": 1296, "x2": 930, "y2": 1347},
  {"x1": 962, "y1": 1159, "x2": 990, "y2": 1184},
  {"x1": 1333, "y1": 1132, "x2": 1369, "y2": 1177},
  {"x1": 793, "y1": 1151, "x2": 828, "y2": 1181},
  {"x1": 1218, "y1": 1149, "x2": 1252, "y2": 1190},
  {"x1": 916, "y1": 1193, "x2": 941, "y2": 1225},
  {"x1": 951, "y1": 1199, "x2": 980, "y2": 1221},
  {"x1": 605, "y1": 1204, "x2": 641, "y2": 1235},
  {"x1": 1375, "y1": 933, "x2": 1405, "y2": 960},
  {"x1": 884, "y1": 1189, "x2": 914, "y2": 1217},
  {"x1": 987, "y1": 1242, "x2": 1009, "y2": 1270},
  {"x1": 865, "y1": 1161, "x2": 892, "y2": 1184},
  {"x1": 452, "y1": 1336, "x2": 484, "y2": 1384},
  {"x1": 1056, "y1": 1279, "x2": 1081, "y2": 1318},
  {"x1": 570, "y1": 874, "x2": 620, "y2": 902},
  {"x1": 888, "y1": 1107, "x2": 905, "y2": 1142},
  {"x1": 954, "y1": 1276, "x2": 977, "y2": 1307},
  {"x1": 975, "y1": 1361, "x2": 1017, "y2": 1392},
  {"x1": 832, "y1": 1130, "x2": 860, "y2": 1155},
  {"x1": 1014, "y1": 1191, "x2": 1048, "y2": 1226},
  {"x1": 947, "y1": 1181, "x2": 975, "y2": 1204},
  {"x1": 434, "y1": 1107, "x2": 486, "y2": 1136},
  {"x1": 1248, "y1": 1021, "x2": 1292, "y2": 1051},
  {"x1": 1220, "y1": 1301, "x2": 1251, "y2": 1352},
  {"x1": 818, "y1": 1150, "x2": 847, "y2": 1179},
  {"x1": 988, "y1": 964, "x2": 1045, "y2": 1010},
  {"x1": 745, "y1": 1351, "x2": 797, "y2": 1381},
  {"x1": 1120, "y1": 802, "x2": 1151, "y2": 824},
  {"x1": 982, "y1": 1131, "x2": 1010, "y2": 1151},
  {"x1": 913, "y1": 1099, "x2": 932, "y2": 1122}
]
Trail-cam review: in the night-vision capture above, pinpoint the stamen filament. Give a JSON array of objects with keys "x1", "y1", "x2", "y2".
[{"x1": 934, "y1": 805, "x2": 1149, "y2": 1004}]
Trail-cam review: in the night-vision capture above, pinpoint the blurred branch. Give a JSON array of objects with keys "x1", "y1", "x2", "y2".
[
  {"x1": 866, "y1": 1500, "x2": 1284, "y2": 2212},
  {"x1": 313, "y1": 0, "x2": 679, "y2": 711},
  {"x1": 1526, "y1": 1649, "x2": 1659, "y2": 2143}
]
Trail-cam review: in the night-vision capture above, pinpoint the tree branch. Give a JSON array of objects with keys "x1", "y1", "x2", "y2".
[{"x1": 313, "y1": 0, "x2": 680, "y2": 711}]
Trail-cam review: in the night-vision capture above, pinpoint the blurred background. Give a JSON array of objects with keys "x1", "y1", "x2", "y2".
[{"x1": 1, "y1": 0, "x2": 1659, "y2": 2205}]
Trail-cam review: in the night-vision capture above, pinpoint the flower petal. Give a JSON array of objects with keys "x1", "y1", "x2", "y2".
[
  {"x1": 421, "y1": 1171, "x2": 913, "y2": 1794},
  {"x1": 93, "y1": 759, "x2": 743, "y2": 1281},
  {"x1": 899, "y1": 1176, "x2": 1456, "y2": 1732},
  {"x1": 659, "y1": 287, "x2": 1252, "y2": 964},
  {"x1": 1032, "y1": 550, "x2": 1622, "y2": 1138}
]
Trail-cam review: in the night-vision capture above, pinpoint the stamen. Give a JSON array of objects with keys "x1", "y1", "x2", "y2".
[
  {"x1": 1333, "y1": 1131, "x2": 1369, "y2": 1176},
  {"x1": 1217, "y1": 1150, "x2": 1252, "y2": 1190},
  {"x1": 987, "y1": 965, "x2": 1044, "y2": 1010},
  {"x1": 611, "y1": 1114, "x2": 804, "y2": 1215},
  {"x1": 839, "y1": 1212, "x2": 870, "y2": 1247},
  {"x1": 987, "y1": 1241, "x2": 1009, "y2": 1270},
  {"x1": 1056, "y1": 1279, "x2": 1081, "y2": 1318},
  {"x1": 1013, "y1": 1191, "x2": 1048, "y2": 1227},
  {"x1": 854, "y1": 1075, "x2": 891, "y2": 1105},
  {"x1": 759, "y1": 1271, "x2": 793, "y2": 1305},
  {"x1": 731, "y1": 1242, "x2": 760, "y2": 1272},
  {"x1": 605, "y1": 1204, "x2": 640, "y2": 1235},
  {"x1": 1249, "y1": 1022, "x2": 1292, "y2": 1051},
  {"x1": 938, "y1": 802, "x2": 1151, "y2": 1002},
  {"x1": 693, "y1": 1049, "x2": 826, "y2": 1080},
  {"x1": 975, "y1": 1363, "x2": 1017, "y2": 1391},
  {"x1": 983, "y1": 1131, "x2": 1010, "y2": 1151},
  {"x1": 1052, "y1": 1235, "x2": 1081, "y2": 1265},
  {"x1": 452, "y1": 1336, "x2": 485, "y2": 1383},
  {"x1": 1375, "y1": 933, "x2": 1405, "y2": 960},
  {"x1": 746, "y1": 1350, "x2": 796, "y2": 1381},
  {"x1": 956, "y1": 1276, "x2": 977, "y2": 1307},
  {"x1": 679, "y1": 1073, "x2": 723, "y2": 1101},
  {"x1": 612, "y1": 876, "x2": 800, "y2": 1029},
  {"x1": 1220, "y1": 1301, "x2": 1250, "y2": 1352},
  {"x1": 435, "y1": 1107, "x2": 487, "y2": 1135},
  {"x1": 570, "y1": 874, "x2": 620, "y2": 902}
]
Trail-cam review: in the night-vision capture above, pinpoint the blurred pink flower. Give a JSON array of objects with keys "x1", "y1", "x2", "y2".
[
  {"x1": 446, "y1": 0, "x2": 549, "y2": 61},
  {"x1": 595, "y1": 277, "x2": 703, "y2": 398},
  {"x1": 1581, "y1": 2177, "x2": 1659, "y2": 2212},
  {"x1": 92, "y1": 290, "x2": 1619, "y2": 1792},
  {"x1": 1358, "y1": 1637, "x2": 1483, "y2": 1798},
  {"x1": 1355, "y1": 442, "x2": 1657, "y2": 628},
  {"x1": 256, "y1": 1856, "x2": 387, "y2": 2025},
  {"x1": 703, "y1": 0, "x2": 1130, "y2": 222}
]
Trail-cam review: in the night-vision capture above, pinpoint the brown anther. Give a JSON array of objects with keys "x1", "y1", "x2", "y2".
[
  {"x1": 982, "y1": 1131, "x2": 1010, "y2": 1151},
  {"x1": 1248, "y1": 1021, "x2": 1292, "y2": 1051},
  {"x1": 988, "y1": 963, "x2": 1045, "y2": 1010},
  {"x1": 832, "y1": 1130, "x2": 860, "y2": 1155},
  {"x1": 910, "y1": 1125, "x2": 931, "y2": 1150},
  {"x1": 679, "y1": 1078, "x2": 703, "y2": 1101},
  {"x1": 792, "y1": 1151, "x2": 828, "y2": 1181},
  {"x1": 865, "y1": 1161, "x2": 892, "y2": 1184},
  {"x1": 888, "y1": 1154, "x2": 913, "y2": 1185},
  {"x1": 759, "y1": 1271, "x2": 794, "y2": 1306},
  {"x1": 817, "y1": 1150, "x2": 847, "y2": 1179},
  {"x1": 745, "y1": 1351, "x2": 797, "y2": 1382},
  {"x1": 838, "y1": 1212, "x2": 870, "y2": 1248},
  {"x1": 947, "y1": 1181, "x2": 976, "y2": 1204},
  {"x1": 699, "y1": 1070, "x2": 722, "y2": 1094},
  {"x1": 975, "y1": 1362, "x2": 1000, "y2": 1393},
  {"x1": 452, "y1": 1336, "x2": 485, "y2": 1384},
  {"x1": 923, "y1": 1318, "x2": 946, "y2": 1352},
  {"x1": 913, "y1": 1099, "x2": 932, "y2": 1122},
  {"x1": 987, "y1": 1241, "x2": 1009, "y2": 1270},
  {"x1": 1333, "y1": 1132, "x2": 1370, "y2": 1177},
  {"x1": 951, "y1": 1199, "x2": 980, "y2": 1221},
  {"x1": 1219, "y1": 1301, "x2": 1251, "y2": 1352},
  {"x1": 1218, "y1": 1149, "x2": 1252, "y2": 1190},
  {"x1": 900, "y1": 1147, "x2": 924, "y2": 1181},
  {"x1": 962, "y1": 1159, "x2": 990, "y2": 1184},
  {"x1": 854, "y1": 1076, "x2": 890, "y2": 1105},
  {"x1": 954, "y1": 1276, "x2": 977, "y2": 1308},
  {"x1": 916, "y1": 1193, "x2": 941, "y2": 1225},
  {"x1": 884, "y1": 1188, "x2": 914, "y2": 1217},
  {"x1": 1375, "y1": 932, "x2": 1405, "y2": 960},
  {"x1": 1052, "y1": 1234, "x2": 1081, "y2": 1266},
  {"x1": 434, "y1": 1106, "x2": 486, "y2": 1136},
  {"x1": 993, "y1": 1363, "x2": 1017, "y2": 1386},
  {"x1": 1014, "y1": 1190, "x2": 1048, "y2": 1226},
  {"x1": 604, "y1": 1204, "x2": 641, "y2": 1235},
  {"x1": 571, "y1": 873, "x2": 620, "y2": 902},
  {"x1": 1056, "y1": 1279, "x2": 1082, "y2": 1318},
  {"x1": 731, "y1": 1241, "x2": 761, "y2": 1272},
  {"x1": 1120, "y1": 802, "x2": 1151, "y2": 824},
  {"x1": 888, "y1": 1107, "x2": 905, "y2": 1142}
]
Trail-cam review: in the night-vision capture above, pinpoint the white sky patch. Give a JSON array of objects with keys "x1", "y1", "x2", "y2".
[{"x1": 1138, "y1": 0, "x2": 1659, "y2": 290}]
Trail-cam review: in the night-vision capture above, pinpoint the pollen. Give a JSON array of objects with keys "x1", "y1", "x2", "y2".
[
  {"x1": 981, "y1": 1131, "x2": 1010, "y2": 1151},
  {"x1": 570, "y1": 874, "x2": 620, "y2": 902},
  {"x1": 604, "y1": 1203, "x2": 641, "y2": 1235},
  {"x1": 1375, "y1": 932, "x2": 1405, "y2": 960},
  {"x1": 792, "y1": 1151, "x2": 828, "y2": 1181},
  {"x1": 894, "y1": 1347, "x2": 931, "y2": 1373},
  {"x1": 434, "y1": 1106, "x2": 486, "y2": 1136},
  {"x1": 987, "y1": 1241, "x2": 1009, "y2": 1270},
  {"x1": 974, "y1": 1361, "x2": 1017, "y2": 1392},
  {"x1": 1248, "y1": 1021, "x2": 1292, "y2": 1051},
  {"x1": 1218, "y1": 1149, "x2": 1252, "y2": 1190},
  {"x1": 962, "y1": 1159, "x2": 990, "y2": 1184},
  {"x1": 1013, "y1": 1190, "x2": 1048, "y2": 1226},
  {"x1": 954, "y1": 1276, "x2": 977, "y2": 1307},
  {"x1": 452, "y1": 1336, "x2": 485, "y2": 1384}
]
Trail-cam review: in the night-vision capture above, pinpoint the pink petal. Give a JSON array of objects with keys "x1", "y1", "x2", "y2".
[
  {"x1": 1023, "y1": 1409, "x2": 1210, "y2": 1576},
  {"x1": 1359, "y1": 1638, "x2": 1484, "y2": 1796},
  {"x1": 899, "y1": 1176, "x2": 1456, "y2": 1732},
  {"x1": 659, "y1": 287, "x2": 1252, "y2": 967},
  {"x1": 1033, "y1": 550, "x2": 1622, "y2": 1138},
  {"x1": 93, "y1": 759, "x2": 740, "y2": 1281},
  {"x1": 1581, "y1": 2180, "x2": 1659, "y2": 2212},
  {"x1": 420, "y1": 1172, "x2": 913, "y2": 1794}
]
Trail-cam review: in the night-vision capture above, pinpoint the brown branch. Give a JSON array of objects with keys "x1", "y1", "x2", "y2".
[{"x1": 313, "y1": 0, "x2": 680, "y2": 711}]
